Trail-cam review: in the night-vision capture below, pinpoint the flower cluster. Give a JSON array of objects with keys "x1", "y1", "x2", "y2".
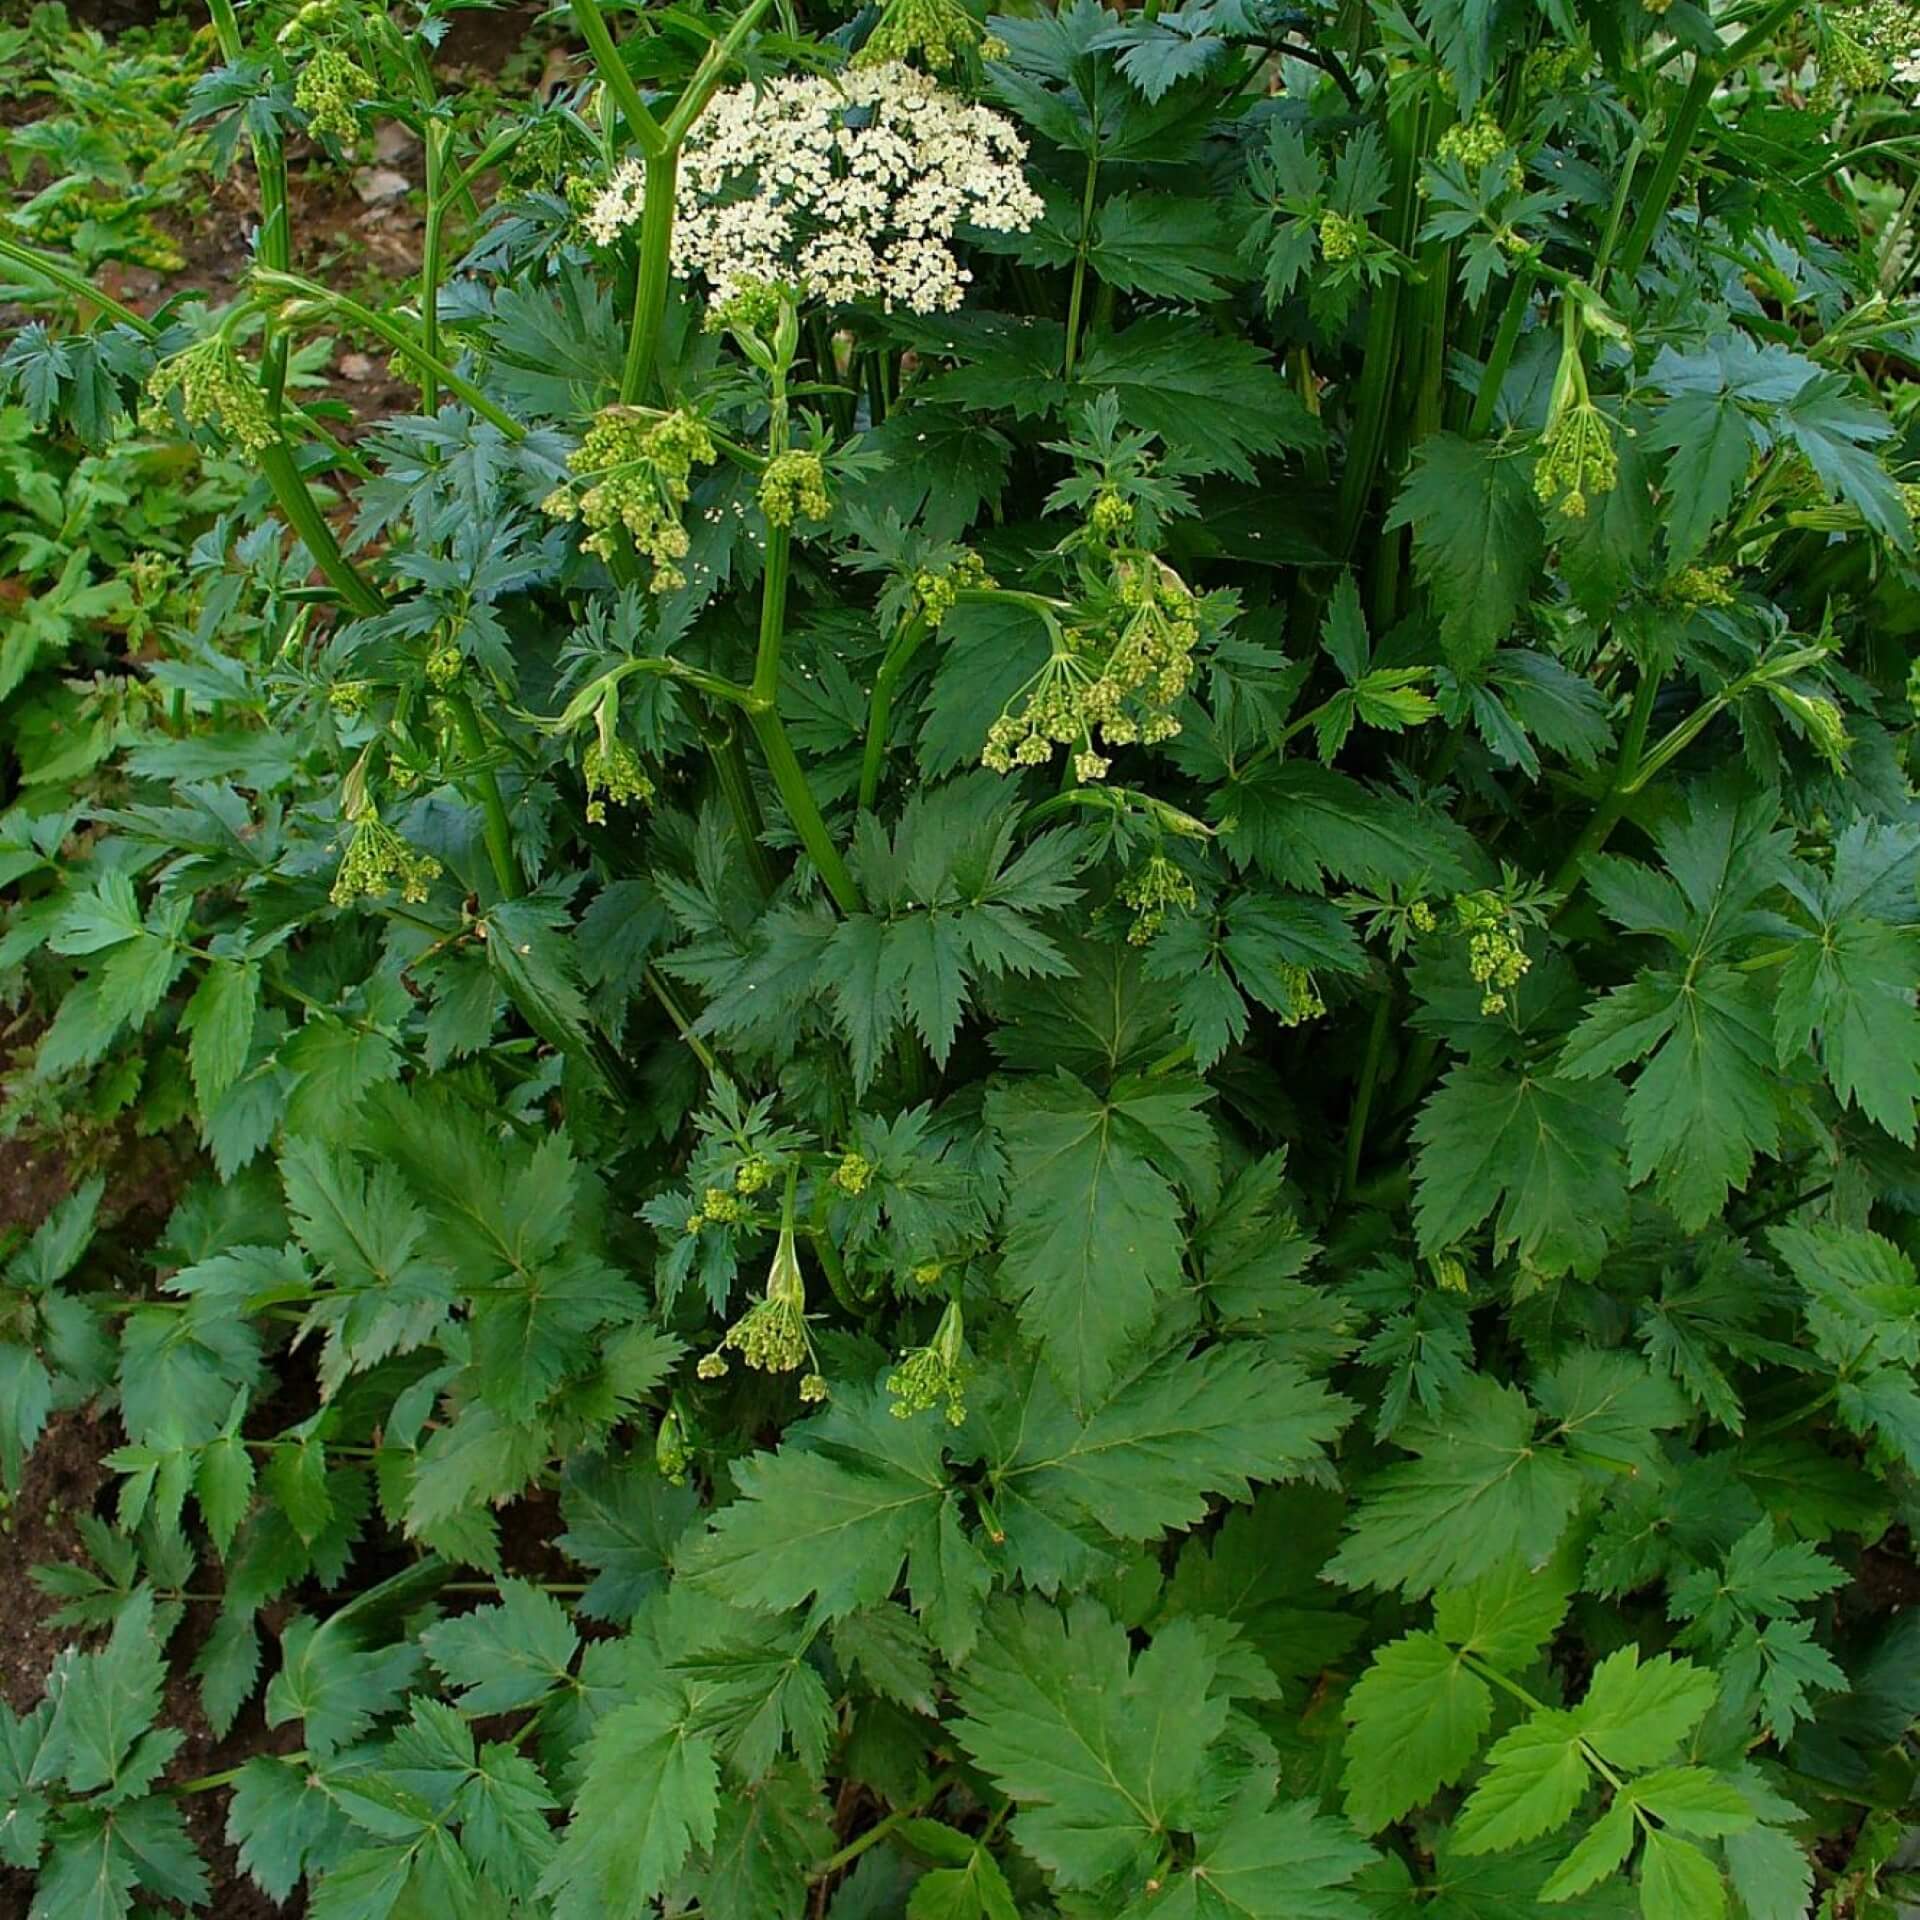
[
  {"x1": 1456, "y1": 890, "x2": 1532, "y2": 1015},
  {"x1": 1436, "y1": 112, "x2": 1524, "y2": 191},
  {"x1": 542, "y1": 407, "x2": 716, "y2": 586},
  {"x1": 758, "y1": 449, "x2": 831, "y2": 528},
  {"x1": 856, "y1": 0, "x2": 993, "y2": 72},
  {"x1": 1666, "y1": 564, "x2": 1737, "y2": 609},
  {"x1": 146, "y1": 338, "x2": 274, "y2": 455},
  {"x1": 330, "y1": 810, "x2": 442, "y2": 908},
  {"x1": 887, "y1": 1301, "x2": 969, "y2": 1426},
  {"x1": 582, "y1": 736, "x2": 654, "y2": 824},
  {"x1": 698, "y1": 1221, "x2": 819, "y2": 1391},
  {"x1": 833, "y1": 1151, "x2": 875, "y2": 1196},
  {"x1": 984, "y1": 559, "x2": 1197, "y2": 782},
  {"x1": 587, "y1": 63, "x2": 1043, "y2": 314},
  {"x1": 1534, "y1": 398, "x2": 1618, "y2": 519},
  {"x1": 914, "y1": 551, "x2": 993, "y2": 625},
  {"x1": 425, "y1": 640, "x2": 464, "y2": 688},
  {"x1": 1272, "y1": 965, "x2": 1327, "y2": 1027},
  {"x1": 1119, "y1": 852, "x2": 1197, "y2": 945},
  {"x1": 1318, "y1": 210, "x2": 1367, "y2": 263},
  {"x1": 294, "y1": 47, "x2": 374, "y2": 145}
]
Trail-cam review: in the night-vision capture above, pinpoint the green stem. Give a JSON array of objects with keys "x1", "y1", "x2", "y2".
[
  {"x1": 1614, "y1": 0, "x2": 1801, "y2": 285},
  {"x1": 749, "y1": 707, "x2": 861, "y2": 913},
  {"x1": 703, "y1": 716, "x2": 777, "y2": 897},
  {"x1": 569, "y1": 0, "x2": 666, "y2": 154},
  {"x1": 420, "y1": 123, "x2": 449, "y2": 414},
  {"x1": 257, "y1": 269, "x2": 526, "y2": 441},
  {"x1": 646, "y1": 964, "x2": 717, "y2": 1074},
  {"x1": 445, "y1": 690, "x2": 522, "y2": 898},
  {"x1": 1062, "y1": 142, "x2": 1101, "y2": 379},
  {"x1": 1335, "y1": 99, "x2": 1419, "y2": 553},
  {"x1": 0, "y1": 232, "x2": 157, "y2": 335},
  {"x1": 1342, "y1": 989, "x2": 1392, "y2": 1202},
  {"x1": 858, "y1": 612, "x2": 929, "y2": 811},
  {"x1": 620, "y1": 148, "x2": 679, "y2": 404},
  {"x1": 257, "y1": 441, "x2": 383, "y2": 617},
  {"x1": 1548, "y1": 667, "x2": 1657, "y2": 902},
  {"x1": 810, "y1": 1771, "x2": 960, "y2": 1881},
  {"x1": 1466, "y1": 262, "x2": 1535, "y2": 439},
  {"x1": 755, "y1": 527, "x2": 793, "y2": 708}
]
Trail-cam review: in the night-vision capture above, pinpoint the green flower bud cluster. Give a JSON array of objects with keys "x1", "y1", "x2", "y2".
[
  {"x1": 689, "y1": 1184, "x2": 751, "y2": 1232},
  {"x1": 1437, "y1": 112, "x2": 1523, "y2": 191},
  {"x1": 983, "y1": 558, "x2": 1195, "y2": 783},
  {"x1": 1272, "y1": 964, "x2": 1326, "y2": 1028},
  {"x1": 1907, "y1": 654, "x2": 1920, "y2": 716},
  {"x1": 887, "y1": 1301, "x2": 969, "y2": 1426},
  {"x1": 699, "y1": 1225, "x2": 815, "y2": 1381},
  {"x1": 1534, "y1": 401, "x2": 1618, "y2": 519},
  {"x1": 294, "y1": 46, "x2": 374, "y2": 146},
  {"x1": 331, "y1": 811, "x2": 442, "y2": 908},
  {"x1": 582, "y1": 736, "x2": 655, "y2": 825},
  {"x1": 914, "y1": 551, "x2": 992, "y2": 626},
  {"x1": 1667, "y1": 564, "x2": 1737, "y2": 608},
  {"x1": 735, "y1": 1154, "x2": 775, "y2": 1195},
  {"x1": 1089, "y1": 489, "x2": 1135, "y2": 541},
  {"x1": 856, "y1": 0, "x2": 987, "y2": 72},
  {"x1": 146, "y1": 338, "x2": 275, "y2": 455},
  {"x1": 759, "y1": 449, "x2": 831, "y2": 529},
  {"x1": 1409, "y1": 899, "x2": 1438, "y2": 934},
  {"x1": 327, "y1": 681, "x2": 370, "y2": 716},
  {"x1": 833, "y1": 1151, "x2": 876, "y2": 1196},
  {"x1": 542, "y1": 407, "x2": 716, "y2": 588},
  {"x1": 1318, "y1": 210, "x2": 1368, "y2": 264},
  {"x1": 1456, "y1": 889, "x2": 1531, "y2": 1015},
  {"x1": 706, "y1": 276, "x2": 787, "y2": 338},
  {"x1": 1119, "y1": 852, "x2": 1197, "y2": 945},
  {"x1": 1528, "y1": 41, "x2": 1590, "y2": 86}
]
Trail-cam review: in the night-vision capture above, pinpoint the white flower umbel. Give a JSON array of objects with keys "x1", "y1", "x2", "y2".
[{"x1": 585, "y1": 61, "x2": 1044, "y2": 314}]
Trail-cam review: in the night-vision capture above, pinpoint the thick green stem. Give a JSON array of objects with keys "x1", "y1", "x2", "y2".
[
  {"x1": 1335, "y1": 97, "x2": 1420, "y2": 554},
  {"x1": 620, "y1": 148, "x2": 679, "y2": 404},
  {"x1": 702, "y1": 717, "x2": 777, "y2": 897},
  {"x1": 569, "y1": 0, "x2": 666, "y2": 154},
  {"x1": 1466, "y1": 263, "x2": 1535, "y2": 439},
  {"x1": 420, "y1": 124, "x2": 449, "y2": 413},
  {"x1": 445, "y1": 691, "x2": 522, "y2": 899},
  {"x1": 1614, "y1": 0, "x2": 1801, "y2": 285},
  {"x1": 749, "y1": 707, "x2": 861, "y2": 913},
  {"x1": 754, "y1": 527, "x2": 793, "y2": 709},
  {"x1": 257, "y1": 442, "x2": 383, "y2": 616},
  {"x1": 858, "y1": 612, "x2": 930, "y2": 811}
]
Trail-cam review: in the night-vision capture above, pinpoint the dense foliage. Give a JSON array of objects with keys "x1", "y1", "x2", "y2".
[{"x1": 4, "y1": 0, "x2": 1920, "y2": 1915}]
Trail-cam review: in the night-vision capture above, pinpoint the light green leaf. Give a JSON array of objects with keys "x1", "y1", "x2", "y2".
[
  {"x1": 1452, "y1": 1711, "x2": 1592, "y2": 1854},
  {"x1": 1342, "y1": 1632, "x2": 1493, "y2": 1832},
  {"x1": 539, "y1": 1692, "x2": 720, "y2": 1920}
]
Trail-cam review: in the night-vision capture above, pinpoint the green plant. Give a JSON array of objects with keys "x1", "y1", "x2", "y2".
[
  {"x1": 0, "y1": 3, "x2": 213, "y2": 271},
  {"x1": 3, "y1": 0, "x2": 1920, "y2": 1916}
]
